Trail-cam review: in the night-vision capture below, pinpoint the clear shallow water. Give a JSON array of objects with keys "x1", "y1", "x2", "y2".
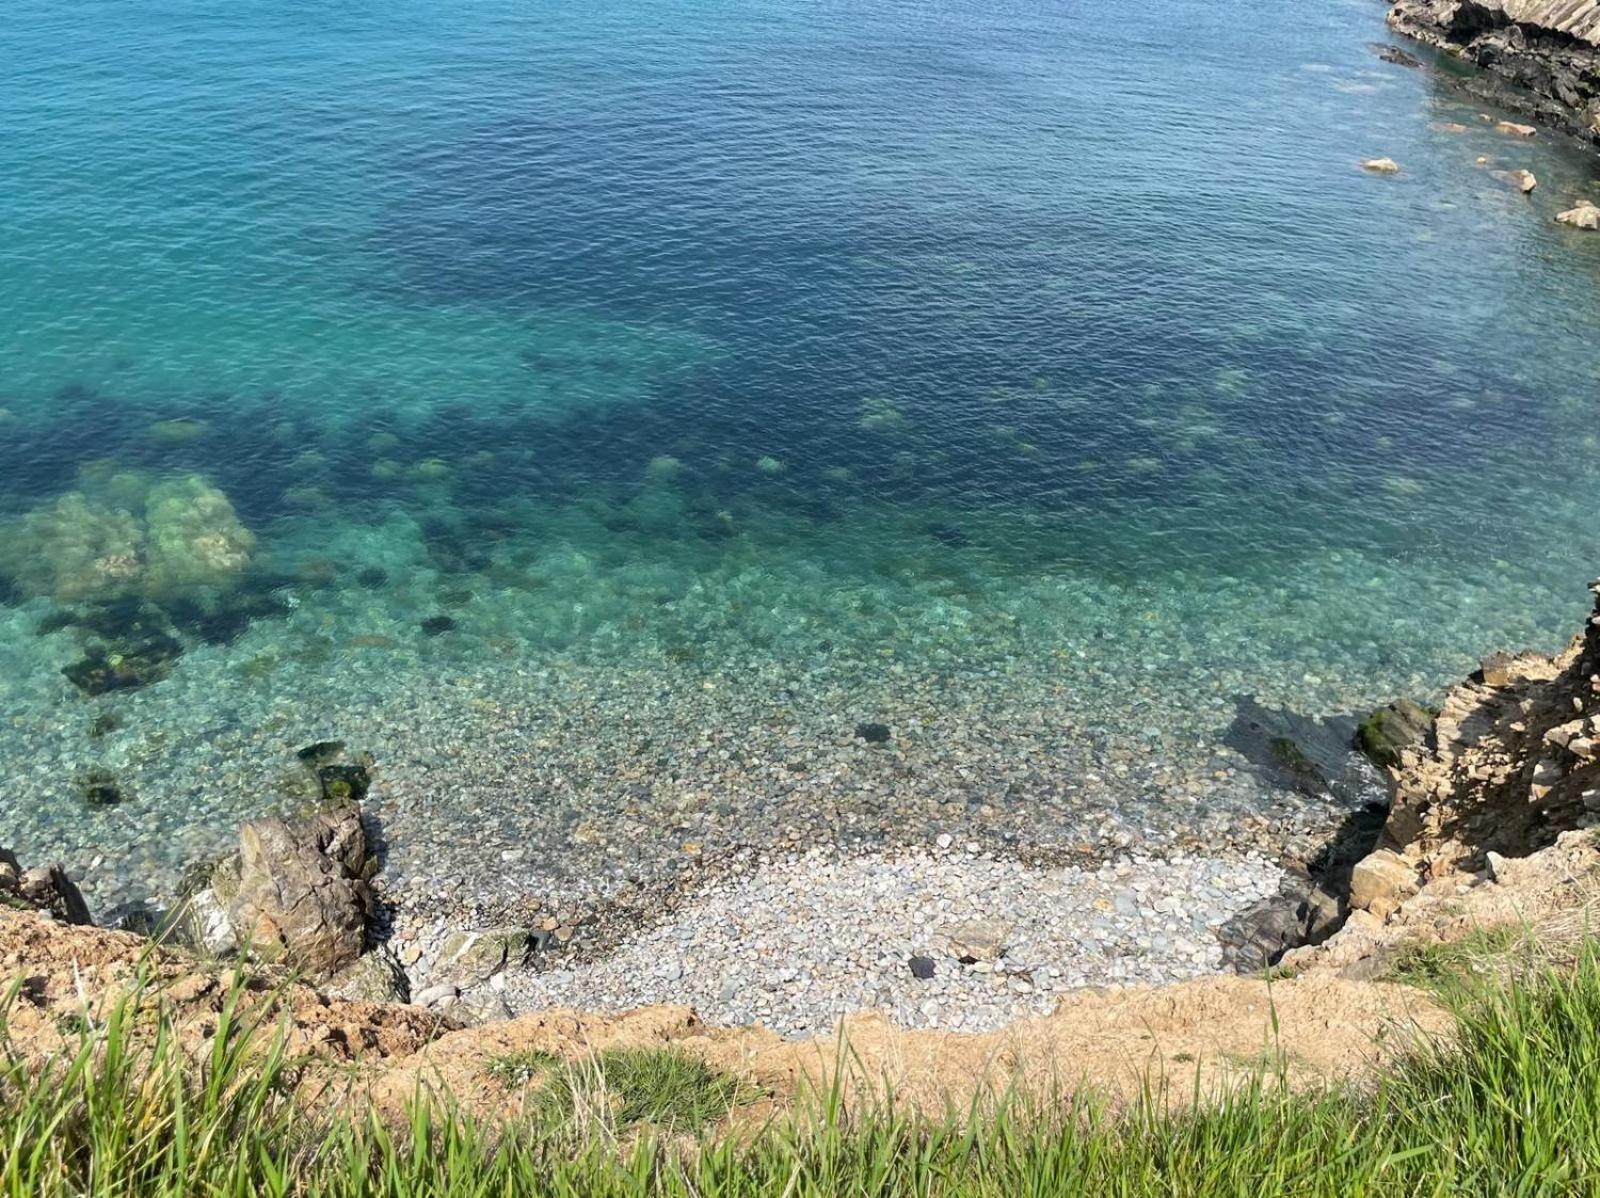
[{"x1": 3, "y1": 0, "x2": 1600, "y2": 909}]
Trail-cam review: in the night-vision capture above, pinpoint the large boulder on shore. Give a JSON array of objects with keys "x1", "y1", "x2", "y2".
[{"x1": 216, "y1": 803, "x2": 375, "y2": 979}]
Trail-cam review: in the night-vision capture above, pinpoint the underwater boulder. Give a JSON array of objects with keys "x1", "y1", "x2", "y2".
[
  {"x1": 0, "y1": 473, "x2": 255, "y2": 603},
  {"x1": 62, "y1": 630, "x2": 184, "y2": 695},
  {"x1": 141, "y1": 475, "x2": 255, "y2": 595},
  {"x1": 0, "y1": 492, "x2": 144, "y2": 601}
]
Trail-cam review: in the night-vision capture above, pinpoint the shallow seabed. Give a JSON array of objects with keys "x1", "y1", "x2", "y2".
[{"x1": 2, "y1": 0, "x2": 1599, "y2": 913}]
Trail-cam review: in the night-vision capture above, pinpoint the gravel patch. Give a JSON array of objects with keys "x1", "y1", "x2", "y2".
[{"x1": 499, "y1": 847, "x2": 1285, "y2": 1037}]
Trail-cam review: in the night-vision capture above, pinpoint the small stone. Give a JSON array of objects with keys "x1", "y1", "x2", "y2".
[
  {"x1": 908, "y1": 954, "x2": 936, "y2": 980},
  {"x1": 412, "y1": 982, "x2": 459, "y2": 1007},
  {"x1": 944, "y1": 917, "x2": 1011, "y2": 964}
]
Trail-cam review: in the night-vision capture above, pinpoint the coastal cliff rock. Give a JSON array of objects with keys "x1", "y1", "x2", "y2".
[
  {"x1": 1387, "y1": 1, "x2": 1600, "y2": 146},
  {"x1": 181, "y1": 802, "x2": 376, "y2": 979},
  {"x1": 1345, "y1": 579, "x2": 1600, "y2": 915}
]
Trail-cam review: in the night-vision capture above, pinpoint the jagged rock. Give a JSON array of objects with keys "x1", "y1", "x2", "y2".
[
  {"x1": 942, "y1": 918, "x2": 1011, "y2": 964},
  {"x1": 326, "y1": 946, "x2": 410, "y2": 1003},
  {"x1": 1347, "y1": 848, "x2": 1419, "y2": 917},
  {"x1": 223, "y1": 803, "x2": 374, "y2": 979},
  {"x1": 0, "y1": 849, "x2": 93, "y2": 924},
  {"x1": 1375, "y1": 580, "x2": 1600, "y2": 876},
  {"x1": 1557, "y1": 202, "x2": 1600, "y2": 230},
  {"x1": 434, "y1": 927, "x2": 534, "y2": 986}
]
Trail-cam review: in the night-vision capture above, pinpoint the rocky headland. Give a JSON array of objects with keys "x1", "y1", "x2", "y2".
[{"x1": 1388, "y1": 0, "x2": 1600, "y2": 144}]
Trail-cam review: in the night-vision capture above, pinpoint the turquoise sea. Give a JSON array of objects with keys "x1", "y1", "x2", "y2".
[{"x1": 3, "y1": 0, "x2": 1600, "y2": 910}]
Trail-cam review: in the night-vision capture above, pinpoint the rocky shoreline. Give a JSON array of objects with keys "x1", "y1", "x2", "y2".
[{"x1": 1388, "y1": 0, "x2": 1600, "y2": 145}]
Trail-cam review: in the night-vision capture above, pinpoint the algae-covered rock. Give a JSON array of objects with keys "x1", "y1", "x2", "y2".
[
  {"x1": 141, "y1": 475, "x2": 256, "y2": 596},
  {"x1": 434, "y1": 927, "x2": 534, "y2": 986},
  {"x1": 0, "y1": 473, "x2": 254, "y2": 603},
  {"x1": 1355, "y1": 700, "x2": 1435, "y2": 769},
  {"x1": 0, "y1": 492, "x2": 144, "y2": 601}
]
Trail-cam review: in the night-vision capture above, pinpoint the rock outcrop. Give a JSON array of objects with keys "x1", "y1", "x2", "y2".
[
  {"x1": 1344, "y1": 579, "x2": 1600, "y2": 916},
  {"x1": 183, "y1": 802, "x2": 376, "y2": 980},
  {"x1": 0, "y1": 849, "x2": 93, "y2": 925},
  {"x1": 1387, "y1": 1, "x2": 1600, "y2": 147}
]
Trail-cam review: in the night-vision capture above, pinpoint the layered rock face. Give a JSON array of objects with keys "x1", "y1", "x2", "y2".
[
  {"x1": 1348, "y1": 580, "x2": 1600, "y2": 916},
  {"x1": 1388, "y1": 1, "x2": 1600, "y2": 146}
]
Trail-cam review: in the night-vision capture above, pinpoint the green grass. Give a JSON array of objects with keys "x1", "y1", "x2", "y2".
[
  {"x1": 528, "y1": 1047, "x2": 759, "y2": 1134},
  {"x1": 484, "y1": 1048, "x2": 562, "y2": 1089},
  {"x1": 1383, "y1": 925, "x2": 1524, "y2": 994},
  {"x1": 3, "y1": 943, "x2": 1600, "y2": 1195}
]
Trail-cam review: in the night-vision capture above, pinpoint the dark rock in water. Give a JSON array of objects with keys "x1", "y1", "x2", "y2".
[
  {"x1": 908, "y1": 954, "x2": 936, "y2": 980},
  {"x1": 165, "y1": 590, "x2": 292, "y2": 645},
  {"x1": 1372, "y1": 41, "x2": 1423, "y2": 68},
  {"x1": 356, "y1": 566, "x2": 389, "y2": 589},
  {"x1": 856, "y1": 722, "x2": 892, "y2": 744},
  {"x1": 63, "y1": 632, "x2": 184, "y2": 695},
  {"x1": 296, "y1": 740, "x2": 348, "y2": 765},
  {"x1": 34, "y1": 608, "x2": 80, "y2": 636},
  {"x1": 1355, "y1": 699, "x2": 1435, "y2": 769},
  {"x1": 0, "y1": 847, "x2": 93, "y2": 925},
  {"x1": 317, "y1": 762, "x2": 371, "y2": 804},
  {"x1": 420, "y1": 615, "x2": 456, "y2": 636},
  {"x1": 1224, "y1": 695, "x2": 1379, "y2": 802},
  {"x1": 75, "y1": 768, "x2": 125, "y2": 808},
  {"x1": 89, "y1": 710, "x2": 125, "y2": 739},
  {"x1": 57, "y1": 598, "x2": 185, "y2": 696}
]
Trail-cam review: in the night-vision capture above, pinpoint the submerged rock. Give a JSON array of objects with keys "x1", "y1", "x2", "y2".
[
  {"x1": 62, "y1": 628, "x2": 184, "y2": 695},
  {"x1": 856, "y1": 722, "x2": 892, "y2": 745},
  {"x1": 1374, "y1": 42, "x2": 1424, "y2": 67},
  {"x1": 74, "y1": 768, "x2": 126, "y2": 809},
  {"x1": 0, "y1": 473, "x2": 255, "y2": 603}
]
